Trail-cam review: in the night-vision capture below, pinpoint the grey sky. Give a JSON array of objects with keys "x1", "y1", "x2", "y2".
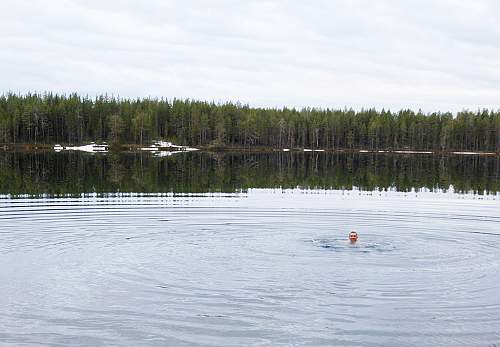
[{"x1": 1, "y1": 0, "x2": 499, "y2": 111}]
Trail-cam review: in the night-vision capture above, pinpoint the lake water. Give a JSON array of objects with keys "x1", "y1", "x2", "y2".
[{"x1": 1, "y1": 151, "x2": 500, "y2": 346}]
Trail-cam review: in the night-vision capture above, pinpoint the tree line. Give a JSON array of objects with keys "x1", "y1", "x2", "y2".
[{"x1": 1, "y1": 92, "x2": 499, "y2": 151}]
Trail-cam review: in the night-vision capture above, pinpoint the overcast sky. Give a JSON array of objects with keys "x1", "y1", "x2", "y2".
[{"x1": 1, "y1": 0, "x2": 499, "y2": 112}]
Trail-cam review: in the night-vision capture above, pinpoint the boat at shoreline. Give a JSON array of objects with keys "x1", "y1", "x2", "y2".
[
  {"x1": 62, "y1": 142, "x2": 109, "y2": 153},
  {"x1": 140, "y1": 140, "x2": 199, "y2": 153}
]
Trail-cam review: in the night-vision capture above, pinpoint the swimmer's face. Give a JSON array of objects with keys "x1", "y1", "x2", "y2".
[{"x1": 349, "y1": 231, "x2": 358, "y2": 242}]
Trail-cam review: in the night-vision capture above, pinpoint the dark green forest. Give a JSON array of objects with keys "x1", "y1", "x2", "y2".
[
  {"x1": 1, "y1": 151, "x2": 499, "y2": 197},
  {"x1": 1, "y1": 93, "x2": 499, "y2": 151}
]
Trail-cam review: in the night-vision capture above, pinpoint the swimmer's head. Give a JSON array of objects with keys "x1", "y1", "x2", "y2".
[{"x1": 349, "y1": 231, "x2": 358, "y2": 243}]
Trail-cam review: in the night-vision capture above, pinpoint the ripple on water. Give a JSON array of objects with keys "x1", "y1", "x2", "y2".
[
  {"x1": 310, "y1": 237, "x2": 397, "y2": 254},
  {"x1": 1, "y1": 194, "x2": 500, "y2": 346}
]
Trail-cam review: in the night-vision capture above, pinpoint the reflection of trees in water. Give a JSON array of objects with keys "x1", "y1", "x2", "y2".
[
  {"x1": 0, "y1": 151, "x2": 499, "y2": 197},
  {"x1": 107, "y1": 154, "x2": 125, "y2": 185}
]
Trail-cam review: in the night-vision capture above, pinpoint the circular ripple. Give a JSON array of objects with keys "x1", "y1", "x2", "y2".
[
  {"x1": 1, "y1": 195, "x2": 500, "y2": 346},
  {"x1": 310, "y1": 238, "x2": 396, "y2": 253}
]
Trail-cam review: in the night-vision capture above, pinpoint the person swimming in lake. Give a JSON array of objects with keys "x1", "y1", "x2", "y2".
[{"x1": 349, "y1": 231, "x2": 358, "y2": 243}]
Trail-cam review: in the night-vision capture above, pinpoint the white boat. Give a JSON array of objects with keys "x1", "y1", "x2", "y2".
[
  {"x1": 140, "y1": 140, "x2": 199, "y2": 152},
  {"x1": 65, "y1": 142, "x2": 109, "y2": 153},
  {"x1": 153, "y1": 140, "x2": 173, "y2": 148},
  {"x1": 53, "y1": 144, "x2": 63, "y2": 152}
]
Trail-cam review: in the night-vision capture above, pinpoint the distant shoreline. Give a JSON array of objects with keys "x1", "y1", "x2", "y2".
[
  {"x1": 2, "y1": 94, "x2": 500, "y2": 155},
  {"x1": 1, "y1": 143, "x2": 499, "y2": 156}
]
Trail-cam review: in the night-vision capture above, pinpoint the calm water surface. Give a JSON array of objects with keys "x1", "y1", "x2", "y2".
[{"x1": 1, "y1": 151, "x2": 500, "y2": 346}]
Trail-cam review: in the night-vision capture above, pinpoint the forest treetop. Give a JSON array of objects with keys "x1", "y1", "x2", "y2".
[{"x1": 0, "y1": 92, "x2": 499, "y2": 152}]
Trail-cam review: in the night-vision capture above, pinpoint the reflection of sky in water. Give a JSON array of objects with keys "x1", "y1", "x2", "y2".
[{"x1": 1, "y1": 190, "x2": 499, "y2": 346}]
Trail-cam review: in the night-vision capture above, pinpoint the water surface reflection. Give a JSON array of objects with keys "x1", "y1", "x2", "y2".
[
  {"x1": 0, "y1": 192, "x2": 499, "y2": 346},
  {"x1": 1, "y1": 151, "x2": 499, "y2": 197}
]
